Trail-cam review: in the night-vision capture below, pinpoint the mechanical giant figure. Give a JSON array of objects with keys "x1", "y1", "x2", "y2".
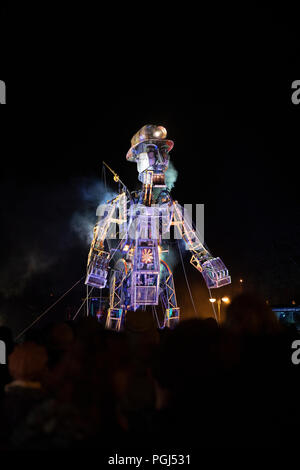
[{"x1": 85, "y1": 125, "x2": 231, "y2": 330}]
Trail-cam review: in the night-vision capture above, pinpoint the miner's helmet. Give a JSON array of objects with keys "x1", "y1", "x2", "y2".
[{"x1": 126, "y1": 124, "x2": 174, "y2": 161}]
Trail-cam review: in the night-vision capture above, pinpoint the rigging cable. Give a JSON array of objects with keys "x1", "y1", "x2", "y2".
[
  {"x1": 15, "y1": 276, "x2": 85, "y2": 341},
  {"x1": 73, "y1": 287, "x2": 94, "y2": 320},
  {"x1": 86, "y1": 284, "x2": 89, "y2": 316},
  {"x1": 177, "y1": 239, "x2": 197, "y2": 315},
  {"x1": 207, "y1": 287, "x2": 219, "y2": 323},
  {"x1": 152, "y1": 305, "x2": 165, "y2": 330}
]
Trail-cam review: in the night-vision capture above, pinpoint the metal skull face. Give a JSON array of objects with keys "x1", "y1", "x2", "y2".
[
  {"x1": 134, "y1": 142, "x2": 170, "y2": 173},
  {"x1": 126, "y1": 125, "x2": 174, "y2": 187}
]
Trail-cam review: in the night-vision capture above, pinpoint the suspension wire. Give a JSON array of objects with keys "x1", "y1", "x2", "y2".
[
  {"x1": 87, "y1": 286, "x2": 94, "y2": 317},
  {"x1": 159, "y1": 301, "x2": 167, "y2": 329},
  {"x1": 207, "y1": 287, "x2": 219, "y2": 323},
  {"x1": 173, "y1": 200, "x2": 220, "y2": 323},
  {"x1": 102, "y1": 163, "x2": 113, "y2": 254},
  {"x1": 170, "y1": 196, "x2": 197, "y2": 315},
  {"x1": 86, "y1": 284, "x2": 89, "y2": 316},
  {"x1": 100, "y1": 161, "x2": 132, "y2": 285},
  {"x1": 15, "y1": 276, "x2": 85, "y2": 341},
  {"x1": 186, "y1": 205, "x2": 222, "y2": 324},
  {"x1": 152, "y1": 305, "x2": 165, "y2": 330},
  {"x1": 99, "y1": 286, "x2": 102, "y2": 314},
  {"x1": 89, "y1": 297, "x2": 93, "y2": 315},
  {"x1": 152, "y1": 305, "x2": 158, "y2": 328},
  {"x1": 101, "y1": 162, "x2": 128, "y2": 257},
  {"x1": 109, "y1": 230, "x2": 128, "y2": 265},
  {"x1": 177, "y1": 240, "x2": 197, "y2": 315},
  {"x1": 72, "y1": 298, "x2": 86, "y2": 320},
  {"x1": 102, "y1": 163, "x2": 107, "y2": 192},
  {"x1": 72, "y1": 286, "x2": 94, "y2": 321}
]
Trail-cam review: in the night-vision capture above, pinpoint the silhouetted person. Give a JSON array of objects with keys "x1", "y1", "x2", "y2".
[
  {"x1": 222, "y1": 293, "x2": 298, "y2": 447},
  {"x1": 0, "y1": 342, "x2": 48, "y2": 447},
  {"x1": 224, "y1": 292, "x2": 281, "y2": 336},
  {"x1": 0, "y1": 326, "x2": 14, "y2": 398},
  {"x1": 44, "y1": 321, "x2": 75, "y2": 369},
  {"x1": 150, "y1": 318, "x2": 224, "y2": 448},
  {"x1": 9, "y1": 320, "x2": 130, "y2": 449}
]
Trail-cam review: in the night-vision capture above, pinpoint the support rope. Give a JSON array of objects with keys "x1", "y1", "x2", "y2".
[
  {"x1": 15, "y1": 276, "x2": 85, "y2": 341},
  {"x1": 72, "y1": 286, "x2": 94, "y2": 320},
  {"x1": 207, "y1": 287, "x2": 219, "y2": 324},
  {"x1": 177, "y1": 240, "x2": 197, "y2": 315}
]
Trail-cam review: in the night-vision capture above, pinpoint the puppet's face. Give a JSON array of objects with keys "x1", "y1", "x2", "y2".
[
  {"x1": 126, "y1": 125, "x2": 173, "y2": 187},
  {"x1": 133, "y1": 142, "x2": 170, "y2": 187}
]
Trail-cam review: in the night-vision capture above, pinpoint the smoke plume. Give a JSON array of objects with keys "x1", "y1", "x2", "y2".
[{"x1": 165, "y1": 161, "x2": 178, "y2": 190}]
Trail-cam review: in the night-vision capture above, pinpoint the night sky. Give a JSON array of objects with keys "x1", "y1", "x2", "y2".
[{"x1": 1, "y1": 5, "x2": 300, "y2": 334}]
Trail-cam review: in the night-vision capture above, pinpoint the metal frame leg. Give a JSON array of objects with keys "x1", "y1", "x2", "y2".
[{"x1": 105, "y1": 308, "x2": 126, "y2": 331}]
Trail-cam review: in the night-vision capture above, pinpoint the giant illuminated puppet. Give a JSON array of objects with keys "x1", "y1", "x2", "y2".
[{"x1": 85, "y1": 125, "x2": 231, "y2": 330}]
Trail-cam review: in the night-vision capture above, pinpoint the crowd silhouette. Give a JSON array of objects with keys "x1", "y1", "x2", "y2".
[{"x1": 0, "y1": 292, "x2": 298, "y2": 451}]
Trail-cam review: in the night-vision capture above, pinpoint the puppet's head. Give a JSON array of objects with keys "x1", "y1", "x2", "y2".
[{"x1": 126, "y1": 125, "x2": 173, "y2": 187}]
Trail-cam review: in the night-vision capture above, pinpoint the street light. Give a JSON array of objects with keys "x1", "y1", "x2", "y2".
[{"x1": 209, "y1": 297, "x2": 230, "y2": 323}]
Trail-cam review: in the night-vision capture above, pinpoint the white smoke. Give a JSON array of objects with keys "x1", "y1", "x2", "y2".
[
  {"x1": 80, "y1": 180, "x2": 117, "y2": 207},
  {"x1": 70, "y1": 212, "x2": 95, "y2": 245},
  {"x1": 165, "y1": 161, "x2": 178, "y2": 190},
  {"x1": 0, "y1": 178, "x2": 118, "y2": 299},
  {"x1": 71, "y1": 180, "x2": 117, "y2": 245},
  {"x1": 160, "y1": 244, "x2": 180, "y2": 274}
]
